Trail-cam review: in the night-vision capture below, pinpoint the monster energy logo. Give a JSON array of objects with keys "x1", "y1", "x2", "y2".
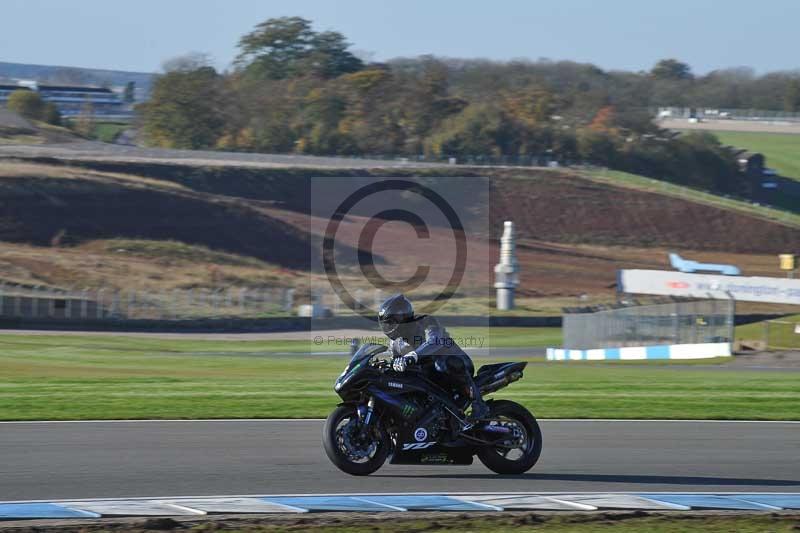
[{"x1": 401, "y1": 403, "x2": 416, "y2": 417}]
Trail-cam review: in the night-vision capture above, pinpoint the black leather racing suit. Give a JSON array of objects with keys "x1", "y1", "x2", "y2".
[{"x1": 388, "y1": 315, "x2": 483, "y2": 411}]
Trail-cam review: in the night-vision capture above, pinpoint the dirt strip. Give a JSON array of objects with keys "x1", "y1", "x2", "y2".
[{"x1": 0, "y1": 510, "x2": 798, "y2": 532}]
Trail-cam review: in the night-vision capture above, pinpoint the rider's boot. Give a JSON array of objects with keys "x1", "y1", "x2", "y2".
[
  {"x1": 464, "y1": 377, "x2": 490, "y2": 424},
  {"x1": 470, "y1": 398, "x2": 490, "y2": 421}
]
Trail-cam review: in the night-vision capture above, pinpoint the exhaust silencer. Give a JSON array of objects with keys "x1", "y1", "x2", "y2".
[{"x1": 480, "y1": 371, "x2": 523, "y2": 394}]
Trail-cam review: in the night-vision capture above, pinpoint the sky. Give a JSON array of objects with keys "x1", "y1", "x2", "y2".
[{"x1": 2, "y1": 0, "x2": 798, "y2": 74}]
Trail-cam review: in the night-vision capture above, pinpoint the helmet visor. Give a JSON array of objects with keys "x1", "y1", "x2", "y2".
[{"x1": 379, "y1": 317, "x2": 400, "y2": 339}]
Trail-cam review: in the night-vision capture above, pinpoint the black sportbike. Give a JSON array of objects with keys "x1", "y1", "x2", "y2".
[{"x1": 323, "y1": 343, "x2": 542, "y2": 475}]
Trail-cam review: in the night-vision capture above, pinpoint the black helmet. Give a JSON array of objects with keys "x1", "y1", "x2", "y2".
[{"x1": 378, "y1": 294, "x2": 414, "y2": 339}]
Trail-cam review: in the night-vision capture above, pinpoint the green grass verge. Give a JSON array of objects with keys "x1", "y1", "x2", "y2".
[
  {"x1": 736, "y1": 314, "x2": 800, "y2": 349},
  {"x1": 91, "y1": 122, "x2": 129, "y2": 143},
  {"x1": 1, "y1": 334, "x2": 797, "y2": 421},
  {"x1": 711, "y1": 130, "x2": 800, "y2": 181},
  {"x1": 95, "y1": 239, "x2": 272, "y2": 267},
  {"x1": 582, "y1": 168, "x2": 800, "y2": 227},
  {"x1": 310, "y1": 326, "x2": 560, "y2": 353}
]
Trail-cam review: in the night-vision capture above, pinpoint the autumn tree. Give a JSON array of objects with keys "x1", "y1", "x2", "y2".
[
  {"x1": 140, "y1": 61, "x2": 224, "y2": 149},
  {"x1": 123, "y1": 81, "x2": 136, "y2": 104},
  {"x1": 235, "y1": 17, "x2": 363, "y2": 80},
  {"x1": 398, "y1": 57, "x2": 466, "y2": 153},
  {"x1": 426, "y1": 104, "x2": 518, "y2": 157},
  {"x1": 74, "y1": 98, "x2": 95, "y2": 137},
  {"x1": 577, "y1": 128, "x2": 619, "y2": 166},
  {"x1": 335, "y1": 68, "x2": 403, "y2": 154},
  {"x1": 161, "y1": 52, "x2": 212, "y2": 73},
  {"x1": 501, "y1": 87, "x2": 557, "y2": 127},
  {"x1": 784, "y1": 80, "x2": 800, "y2": 112},
  {"x1": 588, "y1": 105, "x2": 616, "y2": 132},
  {"x1": 650, "y1": 59, "x2": 694, "y2": 81},
  {"x1": 7, "y1": 90, "x2": 45, "y2": 120},
  {"x1": 42, "y1": 102, "x2": 62, "y2": 125},
  {"x1": 132, "y1": 17, "x2": 750, "y2": 197}
]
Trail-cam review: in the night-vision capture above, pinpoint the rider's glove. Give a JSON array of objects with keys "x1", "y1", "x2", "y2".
[
  {"x1": 392, "y1": 351, "x2": 418, "y2": 372},
  {"x1": 390, "y1": 337, "x2": 413, "y2": 356}
]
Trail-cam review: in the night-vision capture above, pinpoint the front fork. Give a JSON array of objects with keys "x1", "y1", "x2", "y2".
[{"x1": 356, "y1": 396, "x2": 375, "y2": 435}]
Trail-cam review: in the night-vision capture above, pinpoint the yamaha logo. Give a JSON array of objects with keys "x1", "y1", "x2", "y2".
[
  {"x1": 387, "y1": 381, "x2": 404, "y2": 389},
  {"x1": 414, "y1": 427, "x2": 428, "y2": 442}
]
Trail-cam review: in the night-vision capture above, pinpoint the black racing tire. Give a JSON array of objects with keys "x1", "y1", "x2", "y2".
[
  {"x1": 476, "y1": 399, "x2": 542, "y2": 475},
  {"x1": 323, "y1": 405, "x2": 390, "y2": 476}
]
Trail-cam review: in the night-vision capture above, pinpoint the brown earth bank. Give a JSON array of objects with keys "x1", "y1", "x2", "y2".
[
  {"x1": 491, "y1": 174, "x2": 800, "y2": 253},
  {"x1": 0, "y1": 158, "x2": 798, "y2": 298},
  {"x1": 3, "y1": 158, "x2": 798, "y2": 254},
  {"x1": 0, "y1": 163, "x2": 313, "y2": 269},
  {"x1": 0, "y1": 511, "x2": 797, "y2": 533}
]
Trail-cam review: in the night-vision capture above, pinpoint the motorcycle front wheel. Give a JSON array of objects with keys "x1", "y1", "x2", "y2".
[
  {"x1": 323, "y1": 405, "x2": 390, "y2": 476},
  {"x1": 476, "y1": 399, "x2": 542, "y2": 474}
]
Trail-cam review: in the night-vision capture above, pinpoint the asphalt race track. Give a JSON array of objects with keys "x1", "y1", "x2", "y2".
[{"x1": 2, "y1": 420, "x2": 798, "y2": 501}]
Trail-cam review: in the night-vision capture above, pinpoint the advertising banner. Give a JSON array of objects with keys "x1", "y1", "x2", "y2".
[{"x1": 618, "y1": 269, "x2": 800, "y2": 306}]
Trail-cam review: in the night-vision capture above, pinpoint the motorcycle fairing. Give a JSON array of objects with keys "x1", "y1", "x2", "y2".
[{"x1": 390, "y1": 444, "x2": 474, "y2": 465}]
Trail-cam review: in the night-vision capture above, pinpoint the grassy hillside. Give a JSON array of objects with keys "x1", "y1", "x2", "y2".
[
  {"x1": 0, "y1": 161, "x2": 313, "y2": 268},
  {"x1": 582, "y1": 168, "x2": 800, "y2": 227},
  {"x1": 710, "y1": 130, "x2": 800, "y2": 180},
  {"x1": 0, "y1": 118, "x2": 78, "y2": 146},
  {"x1": 493, "y1": 170, "x2": 800, "y2": 253},
  {"x1": 0, "y1": 158, "x2": 798, "y2": 305}
]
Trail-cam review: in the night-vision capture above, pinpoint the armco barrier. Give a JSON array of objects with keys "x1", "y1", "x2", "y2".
[
  {"x1": 1, "y1": 493, "x2": 799, "y2": 519},
  {"x1": 0, "y1": 314, "x2": 561, "y2": 333},
  {"x1": 546, "y1": 342, "x2": 732, "y2": 361},
  {"x1": 0, "y1": 313, "x2": 775, "y2": 334}
]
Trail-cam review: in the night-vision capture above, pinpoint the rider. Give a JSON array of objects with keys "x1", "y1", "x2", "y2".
[{"x1": 378, "y1": 293, "x2": 490, "y2": 422}]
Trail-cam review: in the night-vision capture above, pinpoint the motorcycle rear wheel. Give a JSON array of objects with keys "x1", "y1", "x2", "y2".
[
  {"x1": 323, "y1": 405, "x2": 390, "y2": 476},
  {"x1": 476, "y1": 399, "x2": 542, "y2": 474}
]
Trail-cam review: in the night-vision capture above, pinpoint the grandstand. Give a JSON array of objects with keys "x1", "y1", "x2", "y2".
[{"x1": 0, "y1": 80, "x2": 127, "y2": 117}]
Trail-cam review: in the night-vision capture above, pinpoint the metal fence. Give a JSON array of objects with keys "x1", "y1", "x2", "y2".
[
  {"x1": 657, "y1": 106, "x2": 800, "y2": 123},
  {"x1": 562, "y1": 299, "x2": 734, "y2": 350},
  {"x1": 763, "y1": 320, "x2": 800, "y2": 350},
  {"x1": 0, "y1": 284, "x2": 296, "y2": 320},
  {"x1": 318, "y1": 152, "x2": 578, "y2": 167},
  {"x1": 0, "y1": 284, "x2": 399, "y2": 321}
]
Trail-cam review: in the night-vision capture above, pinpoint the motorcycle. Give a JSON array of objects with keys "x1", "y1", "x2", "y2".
[{"x1": 323, "y1": 343, "x2": 542, "y2": 476}]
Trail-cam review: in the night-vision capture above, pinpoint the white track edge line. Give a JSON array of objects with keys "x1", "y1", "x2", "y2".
[
  {"x1": 351, "y1": 497, "x2": 407, "y2": 512},
  {"x1": 451, "y1": 498, "x2": 504, "y2": 511},
  {"x1": 161, "y1": 502, "x2": 208, "y2": 515},
  {"x1": 539, "y1": 497, "x2": 597, "y2": 511}
]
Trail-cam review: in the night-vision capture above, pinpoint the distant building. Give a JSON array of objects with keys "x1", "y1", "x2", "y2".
[{"x1": 0, "y1": 80, "x2": 126, "y2": 117}]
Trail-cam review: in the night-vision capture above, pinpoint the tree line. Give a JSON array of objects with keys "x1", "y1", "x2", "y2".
[{"x1": 139, "y1": 17, "x2": 799, "y2": 196}]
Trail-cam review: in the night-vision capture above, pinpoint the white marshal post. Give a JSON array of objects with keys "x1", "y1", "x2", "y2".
[{"x1": 494, "y1": 220, "x2": 520, "y2": 310}]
